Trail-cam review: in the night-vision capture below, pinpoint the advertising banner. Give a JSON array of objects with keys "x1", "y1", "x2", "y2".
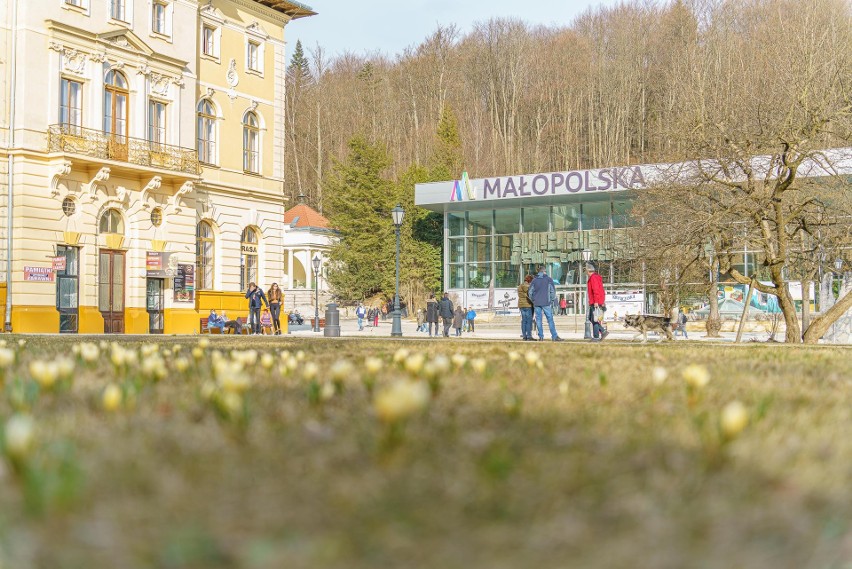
[
  {"x1": 24, "y1": 266, "x2": 54, "y2": 282},
  {"x1": 173, "y1": 264, "x2": 195, "y2": 302},
  {"x1": 494, "y1": 288, "x2": 520, "y2": 312},
  {"x1": 146, "y1": 251, "x2": 176, "y2": 277},
  {"x1": 605, "y1": 290, "x2": 644, "y2": 321},
  {"x1": 465, "y1": 289, "x2": 491, "y2": 309}
]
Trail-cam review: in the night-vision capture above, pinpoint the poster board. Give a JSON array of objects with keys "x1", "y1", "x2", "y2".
[
  {"x1": 605, "y1": 290, "x2": 644, "y2": 321},
  {"x1": 173, "y1": 264, "x2": 195, "y2": 302}
]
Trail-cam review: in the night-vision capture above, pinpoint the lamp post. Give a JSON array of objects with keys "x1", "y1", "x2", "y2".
[
  {"x1": 582, "y1": 248, "x2": 592, "y2": 339},
  {"x1": 391, "y1": 205, "x2": 404, "y2": 337},
  {"x1": 312, "y1": 254, "x2": 321, "y2": 332}
]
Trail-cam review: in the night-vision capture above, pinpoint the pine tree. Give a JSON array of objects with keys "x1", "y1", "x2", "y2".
[
  {"x1": 430, "y1": 105, "x2": 463, "y2": 182},
  {"x1": 325, "y1": 136, "x2": 396, "y2": 301},
  {"x1": 287, "y1": 40, "x2": 312, "y2": 87}
]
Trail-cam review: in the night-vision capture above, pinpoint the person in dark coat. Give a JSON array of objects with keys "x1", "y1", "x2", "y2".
[
  {"x1": 425, "y1": 293, "x2": 440, "y2": 337},
  {"x1": 438, "y1": 292, "x2": 454, "y2": 338},
  {"x1": 452, "y1": 306, "x2": 465, "y2": 336},
  {"x1": 245, "y1": 282, "x2": 269, "y2": 335},
  {"x1": 528, "y1": 266, "x2": 563, "y2": 341}
]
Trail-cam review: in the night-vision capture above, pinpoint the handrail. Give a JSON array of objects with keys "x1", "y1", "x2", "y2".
[{"x1": 47, "y1": 124, "x2": 199, "y2": 175}]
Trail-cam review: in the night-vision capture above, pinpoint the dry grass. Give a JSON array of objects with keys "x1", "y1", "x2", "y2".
[{"x1": 0, "y1": 336, "x2": 851, "y2": 569}]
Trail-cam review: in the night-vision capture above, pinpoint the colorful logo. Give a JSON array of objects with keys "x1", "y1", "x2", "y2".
[{"x1": 450, "y1": 171, "x2": 476, "y2": 202}]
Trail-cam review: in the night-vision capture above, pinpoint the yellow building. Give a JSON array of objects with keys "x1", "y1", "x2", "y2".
[{"x1": 0, "y1": 0, "x2": 315, "y2": 333}]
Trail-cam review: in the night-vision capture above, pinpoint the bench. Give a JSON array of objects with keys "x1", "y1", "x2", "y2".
[
  {"x1": 310, "y1": 318, "x2": 326, "y2": 328},
  {"x1": 200, "y1": 317, "x2": 248, "y2": 334}
]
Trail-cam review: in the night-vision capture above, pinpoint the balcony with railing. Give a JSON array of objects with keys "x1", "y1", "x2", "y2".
[{"x1": 48, "y1": 124, "x2": 199, "y2": 176}]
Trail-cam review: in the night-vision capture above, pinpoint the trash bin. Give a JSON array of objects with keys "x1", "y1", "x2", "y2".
[{"x1": 324, "y1": 303, "x2": 341, "y2": 337}]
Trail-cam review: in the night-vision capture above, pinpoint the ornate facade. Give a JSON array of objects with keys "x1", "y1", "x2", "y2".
[{"x1": 0, "y1": 0, "x2": 315, "y2": 333}]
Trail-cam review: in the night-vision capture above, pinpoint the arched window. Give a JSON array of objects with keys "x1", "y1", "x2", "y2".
[
  {"x1": 196, "y1": 221, "x2": 214, "y2": 290},
  {"x1": 197, "y1": 99, "x2": 217, "y2": 165},
  {"x1": 240, "y1": 226, "x2": 258, "y2": 290},
  {"x1": 98, "y1": 209, "x2": 124, "y2": 234},
  {"x1": 243, "y1": 111, "x2": 260, "y2": 173},
  {"x1": 104, "y1": 70, "x2": 128, "y2": 140}
]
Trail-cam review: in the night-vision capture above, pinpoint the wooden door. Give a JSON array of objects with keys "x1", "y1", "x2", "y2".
[{"x1": 99, "y1": 250, "x2": 125, "y2": 334}]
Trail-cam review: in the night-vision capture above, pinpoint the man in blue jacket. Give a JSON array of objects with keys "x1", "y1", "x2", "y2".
[
  {"x1": 245, "y1": 282, "x2": 269, "y2": 335},
  {"x1": 527, "y1": 265, "x2": 563, "y2": 341}
]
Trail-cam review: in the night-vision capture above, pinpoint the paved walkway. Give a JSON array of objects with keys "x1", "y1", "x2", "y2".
[{"x1": 287, "y1": 315, "x2": 771, "y2": 343}]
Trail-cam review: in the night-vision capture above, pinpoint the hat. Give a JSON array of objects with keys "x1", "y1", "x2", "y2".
[{"x1": 585, "y1": 262, "x2": 596, "y2": 272}]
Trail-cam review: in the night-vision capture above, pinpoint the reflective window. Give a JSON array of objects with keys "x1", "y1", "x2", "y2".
[
  {"x1": 522, "y1": 207, "x2": 549, "y2": 233},
  {"x1": 448, "y1": 213, "x2": 464, "y2": 237},
  {"x1": 553, "y1": 205, "x2": 580, "y2": 231},
  {"x1": 494, "y1": 209, "x2": 520, "y2": 234},
  {"x1": 98, "y1": 209, "x2": 124, "y2": 234},
  {"x1": 467, "y1": 210, "x2": 491, "y2": 236},
  {"x1": 582, "y1": 201, "x2": 610, "y2": 230},
  {"x1": 196, "y1": 221, "x2": 214, "y2": 290},
  {"x1": 197, "y1": 99, "x2": 217, "y2": 164},
  {"x1": 448, "y1": 238, "x2": 464, "y2": 264}
]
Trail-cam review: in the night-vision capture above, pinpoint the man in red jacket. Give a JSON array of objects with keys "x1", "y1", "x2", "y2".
[{"x1": 586, "y1": 262, "x2": 608, "y2": 341}]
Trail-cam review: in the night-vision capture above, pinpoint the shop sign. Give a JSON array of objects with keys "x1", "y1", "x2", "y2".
[
  {"x1": 241, "y1": 244, "x2": 258, "y2": 254},
  {"x1": 24, "y1": 266, "x2": 54, "y2": 282},
  {"x1": 52, "y1": 256, "x2": 67, "y2": 272},
  {"x1": 173, "y1": 264, "x2": 195, "y2": 302},
  {"x1": 146, "y1": 251, "x2": 176, "y2": 277}
]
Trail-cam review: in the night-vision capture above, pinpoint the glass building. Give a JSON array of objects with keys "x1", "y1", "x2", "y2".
[{"x1": 415, "y1": 164, "x2": 648, "y2": 313}]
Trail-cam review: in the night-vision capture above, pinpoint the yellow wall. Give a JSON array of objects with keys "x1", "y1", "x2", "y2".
[
  {"x1": 0, "y1": 283, "x2": 6, "y2": 330},
  {"x1": 11, "y1": 305, "x2": 59, "y2": 333}
]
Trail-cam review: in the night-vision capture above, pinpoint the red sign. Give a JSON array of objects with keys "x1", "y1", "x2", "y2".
[
  {"x1": 52, "y1": 256, "x2": 67, "y2": 272},
  {"x1": 24, "y1": 266, "x2": 55, "y2": 282}
]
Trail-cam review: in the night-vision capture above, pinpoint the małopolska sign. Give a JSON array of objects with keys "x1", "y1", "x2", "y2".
[{"x1": 417, "y1": 165, "x2": 651, "y2": 207}]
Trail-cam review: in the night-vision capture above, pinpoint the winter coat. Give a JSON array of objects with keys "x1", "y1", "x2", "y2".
[
  {"x1": 528, "y1": 273, "x2": 556, "y2": 307},
  {"x1": 416, "y1": 310, "x2": 425, "y2": 326},
  {"x1": 587, "y1": 272, "x2": 606, "y2": 306},
  {"x1": 245, "y1": 287, "x2": 268, "y2": 309},
  {"x1": 425, "y1": 299, "x2": 439, "y2": 323},
  {"x1": 439, "y1": 297, "x2": 454, "y2": 318},
  {"x1": 517, "y1": 283, "x2": 532, "y2": 309},
  {"x1": 452, "y1": 308, "x2": 465, "y2": 329},
  {"x1": 466, "y1": 309, "x2": 476, "y2": 321}
]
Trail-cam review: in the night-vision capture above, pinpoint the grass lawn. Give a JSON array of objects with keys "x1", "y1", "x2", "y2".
[{"x1": 0, "y1": 336, "x2": 851, "y2": 569}]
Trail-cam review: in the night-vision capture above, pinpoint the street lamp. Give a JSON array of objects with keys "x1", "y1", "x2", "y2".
[
  {"x1": 391, "y1": 204, "x2": 404, "y2": 337},
  {"x1": 312, "y1": 254, "x2": 321, "y2": 332},
  {"x1": 582, "y1": 248, "x2": 592, "y2": 339}
]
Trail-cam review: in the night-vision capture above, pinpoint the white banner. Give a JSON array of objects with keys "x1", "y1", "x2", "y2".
[
  {"x1": 605, "y1": 290, "x2": 644, "y2": 321},
  {"x1": 465, "y1": 289, "x2": 490, "y2": 309}
]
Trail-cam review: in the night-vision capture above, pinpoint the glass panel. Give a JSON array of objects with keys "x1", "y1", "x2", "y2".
[
  {"x1": 448, "y1": 213, "x2": 464, "y2": 237},
  {"x1": 466, "y1": 210, "x2": 491, "y2": 236},
  {"x1": 466, "y1": 263, "x2": 492, "y2": 289},
  {"x1": 553, "y1": 205, "x2": 580, "y2": 231},
  {"x1": 494, "y1": 209, "x2": 519, "y2": 234},
  {"x1": 247, "y1": 255, "x2": 258, "y2": 286},
  {"x1": 494, "y1": 263, "x2": 519, "y2": 288},
  {"x1": 104, "y1": 91, "x2": 113, "y2": 133},
  {"x1": 448, "y1": 264, "x2": 465, "y2": 289},
  {"x1": 448, "y1": 238, "x2": 464, "y2": 264},
  {"x1": 582, "y1": 201, "x2": 610, "y2": 230},
  {"x1": 59, "y1": 314, "x2": 78, "y2": 334},
  {"x1": 495, "y1": 234, "x2": 513, "y2": 263},
  {"x1": 58, "y1": 278, "x2": 78, "y2": 309},
  {"x1": 112, "y1": 254, "x2": 124, "y2": 311},
  {"x1": 612, "y1": 199, "x2": 636, "y2": 228},
  {"x1": 466, "y1": 237, "x2": 492, "y2": 263},
  {"x1": 98, "y1": 253, "x2": 110, "y2": 312},
  {"x1": 523, "y1": 207, "x2": 549, "y2": 233}
]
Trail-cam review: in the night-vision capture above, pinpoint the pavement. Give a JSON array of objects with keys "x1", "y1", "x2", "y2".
[{"x1": 285, "y1": 314, "x2": 773, "y2": 343}]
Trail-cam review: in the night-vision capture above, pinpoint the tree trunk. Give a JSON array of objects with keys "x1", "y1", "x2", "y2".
[
  {"x1": 772, "y1": 266, "x2": 801, "y2": 343},
  {"x1": 706, "y1": 286, "x2": 721, "y2": 337},
  {"x1": 803, "y1": 287, "x2": 852, "y2": 344}
]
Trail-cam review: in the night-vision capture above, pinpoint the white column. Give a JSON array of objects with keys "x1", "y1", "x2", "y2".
[
  {"x1": 287, "y1": 248, "x2": 293, "y2": 289},
  {"x1": 306, "y1": 249, "x2": 312, "y2": 289}
]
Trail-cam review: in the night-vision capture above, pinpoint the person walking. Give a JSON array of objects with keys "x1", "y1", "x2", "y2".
[
  {"x1": 586, "y1": 262, "x2": 608, "y2": 341},
  {"x1": 675, "y1": 307, "x2": 688, "y2": 339},
  {"x1": 518, "y1": 275, "x2": 534, "y2": 341},
  {"x1": 245, "y1": 282, "x2": 269, "y2": 335},
  {"x1": 559, "y1": 296, "x2": 568, "y2": 315},
  {"x1": 356, "y1": 302, "x2": 367, "y2": 331},
  {"x1": 438, "y1": 292, "x2": 454, "y2": 338},
  {"x1": 416, "y1": 308, "x2": 425, "y2": 332},
  {"x1": 466, "y1": 307, "x2": 477, "y2": 333},
  {"x1": 528, "y1": 266, "x2": 563, "y2": 341},
  {"x1": 372, "y1": 307, "x2": 380, "y2": 328},
  {"x1": 425, "y1": 293, "x2": 440, "y2": 337},
  {"x1": 267, "y1": 282, "x2": 283, "y2": 335},
  {"x1": 453, "y1": 305, "x2": 465, "y2": 337}
]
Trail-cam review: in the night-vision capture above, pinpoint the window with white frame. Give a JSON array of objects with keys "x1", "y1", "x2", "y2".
[
  {"x1": 152, "y1": 0, "x2": 168, "y2": 35},
  {"x1": 197, "y1": 99, "x2": 217, "y2": 164},
  {"x1": 110, "y1": 0, "x2": 127, "y2": 21},
  {"x1": 202, "y1": 25, "x2": 218, "y2": 57},
  {"x1": 243, "y1": 111, "x2": 260, "y2": 173},
  {"x1": 148, "y1": 99, "x2": 166, "y2": 145},
  {"x1": 247, "y1": 40, "x2": 261, "y2": 72},
  {"x1": 60, "y1": 78, "x2": 83, "y2": 133},
  {"x1": 64, "y1": 0, "x2": 85, "y2": 7}
]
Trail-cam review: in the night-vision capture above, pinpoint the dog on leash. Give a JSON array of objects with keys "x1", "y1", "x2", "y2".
[{"x1": 623, "y1": 314, "x2": 674, "y2": 343}]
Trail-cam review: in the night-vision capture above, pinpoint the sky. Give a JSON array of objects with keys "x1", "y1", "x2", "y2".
[{"x1": 287, "y1": 0, "x2": 624, "y2": 59}]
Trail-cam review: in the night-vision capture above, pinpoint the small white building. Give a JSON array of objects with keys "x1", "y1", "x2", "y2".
[{"x1": 282, "y1": 196, "x2": 336, "y2": 312}]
